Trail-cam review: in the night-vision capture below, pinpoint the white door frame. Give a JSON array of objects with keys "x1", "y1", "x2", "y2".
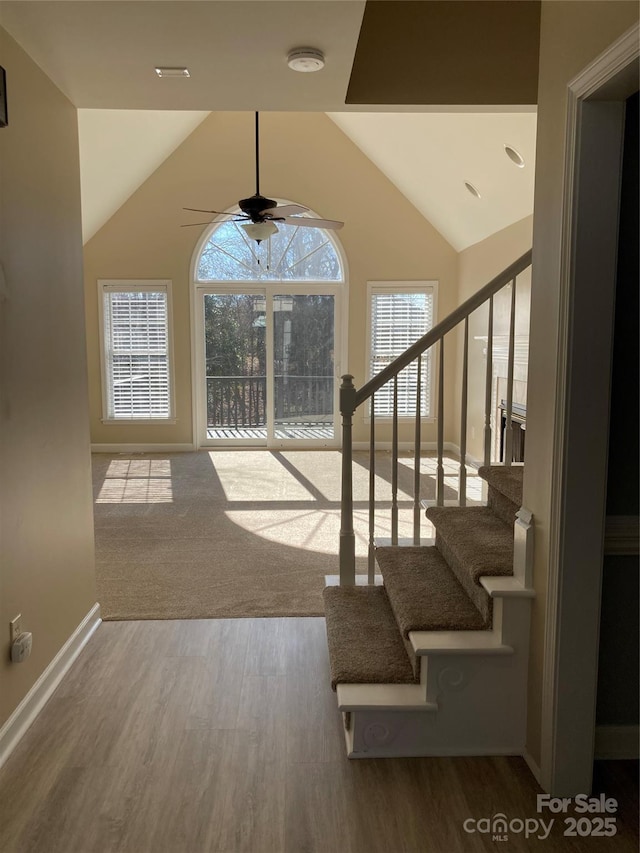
[
  {"x1": 541, "y1": 24, "x2": 639, "y2": 796},
  {"x1": 188, "y1": 203, "x2": 349, "y2": 451}
]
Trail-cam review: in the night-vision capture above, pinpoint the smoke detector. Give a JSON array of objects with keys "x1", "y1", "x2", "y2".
[{"x1": 287, "y1": 48, "x2": 325, "y2": 73}]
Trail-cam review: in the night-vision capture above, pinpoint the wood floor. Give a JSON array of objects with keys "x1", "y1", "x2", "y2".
[{"x1": 0, "y1": 618, "x2": 637, "y2": 853}]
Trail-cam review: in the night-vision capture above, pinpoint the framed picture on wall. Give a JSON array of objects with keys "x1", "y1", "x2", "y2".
[{"x1": 0, "y1": 67, "x2": 7, "y2": 128}]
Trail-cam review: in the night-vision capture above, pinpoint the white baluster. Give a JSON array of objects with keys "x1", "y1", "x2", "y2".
[
  {"x1": 413, "y1": 357, "x2": 422, "y2": 544},
  {"x1": 368, "y1": 394, "x2": 376, "y2": 584},
  {"x1": 459, "y1": 317, "x2": 469, "y2": 506},
  {"x1": 483, "y1": 296, "x2": 494, "y2": 467},
  {"x1": 437, "y1": 338, "x2": 445, "y2": 506},
  {"x1": 504, "y1": 279, "x2": 517, "y2": 467},
  {"x1": 391, "y1": 376, "x2": 399, "y2": 545}
]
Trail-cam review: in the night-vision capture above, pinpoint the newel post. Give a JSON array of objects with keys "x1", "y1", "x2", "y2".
[{"x1": 339, "y1": 374, "x2": 357, "y2": 586}]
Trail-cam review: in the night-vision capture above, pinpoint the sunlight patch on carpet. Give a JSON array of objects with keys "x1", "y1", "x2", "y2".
[
  {"x1": 97, "y1": 478, "x2": 173, "y2": 503},
  {"x1": 97, "y1": 458, "x2": 174, "y2": 503},
  {"x1": 224, "y1": 507, "x2": 431, "y2": 555}
]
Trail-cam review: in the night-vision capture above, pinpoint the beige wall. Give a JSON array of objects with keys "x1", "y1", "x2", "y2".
[
  {"x1": 524, "y1": 2, "x2": 639, "y2": 766},
  {"x1": 0, "y1": 30, "x2": 97, "y2": 727},
  {"x1": 452, "y1": 216, "x2": 533, "y2": 461},
  {"x1": 83, "y1": 111, "x2": 459, "y2": 447}
]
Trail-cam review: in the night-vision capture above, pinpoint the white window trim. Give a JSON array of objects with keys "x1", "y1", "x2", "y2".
[
  {"x1": 365, "y1": 280, "x2": 438, "y2": 423},
  {"x1": 98, "y1": 279, "x2": 176, "y2": 424}
]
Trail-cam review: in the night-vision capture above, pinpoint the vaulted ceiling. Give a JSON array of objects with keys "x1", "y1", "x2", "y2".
[{"x1": 0, "y1": 1, "x2": 540, "y2": 250}]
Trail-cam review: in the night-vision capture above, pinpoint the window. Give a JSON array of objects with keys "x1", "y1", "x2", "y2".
[
  {"x1": 367, "y1": 282, "x2": 437, "y2": 418},
  {"x1": 195, "y1": 211, "x2": 344, "y2": 282},
  {"x1": 99, "y1": 281, "x2": 174, "y2": 421}
]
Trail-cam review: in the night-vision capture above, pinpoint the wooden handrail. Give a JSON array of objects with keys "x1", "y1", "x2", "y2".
[{"x1": 347, "y1": 249, "x2": 532, "y2": 412}]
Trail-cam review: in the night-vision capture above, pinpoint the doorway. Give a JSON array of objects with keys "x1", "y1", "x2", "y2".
[
  {"x1": 541, "y1": 26, "x2": 639, "y2": 796},
  {"x1": 190, "y1": 202, "x2": 347, "y2": 449}
]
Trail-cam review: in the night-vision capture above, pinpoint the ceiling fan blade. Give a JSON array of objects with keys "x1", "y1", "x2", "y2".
[
  {"x1": 180, "y1": 221, "x2": 218, "y2": 227},
  {"x1": 260, "y1": 203, "x2": 309, "y2": 217},
  {"x1": 278, "y1": 216, "x2": 344, "y2": 230},
  {"x1": 183, "y1": 207, "x2": 248, "y2": 219}
]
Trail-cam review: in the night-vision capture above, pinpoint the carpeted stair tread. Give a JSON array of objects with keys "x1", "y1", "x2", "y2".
[
  {"x1": 478, "y1": 465, "x2": 523, "y2": 506},
  {"x1": 376, "y1": 546, "x2": 488, "y2": 636},
  {"x1": 323, "y1": 586, "x2": 417, "y2": 691},
  {"x1": 425, "y1": 506, "x2": 514, "y2": 583}
]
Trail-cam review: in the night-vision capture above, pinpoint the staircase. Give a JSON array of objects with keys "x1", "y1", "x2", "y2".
[{"x1": 324, "y1": 251, "x2": 535, "y2": 758}]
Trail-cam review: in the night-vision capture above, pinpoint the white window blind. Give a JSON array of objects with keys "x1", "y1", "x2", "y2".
[
  {"x1": 369, "y1": 286, "x2": 435, "y2": 418},
  {"x1": 102, "y1": 284, "x2": 172, "y2": 420}
]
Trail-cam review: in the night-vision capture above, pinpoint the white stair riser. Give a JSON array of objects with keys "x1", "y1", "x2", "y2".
[
  {"x1": 338, "y1": 595, "x2": 532, "y2": 759},
  {"x1": 409, "y1": 593, "x2": 531, "y2": 661},
  {"x1": 345, "y1": 651, "x2": 528, "y2": 757}
]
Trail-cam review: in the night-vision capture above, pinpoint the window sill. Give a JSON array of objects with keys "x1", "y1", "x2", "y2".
[{"x1": 101, "y1": 418, "x2": 177, "y2": 425}]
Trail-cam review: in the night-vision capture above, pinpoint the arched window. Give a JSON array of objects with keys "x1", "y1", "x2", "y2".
[{"x1": 195, "y1": 210, "x2": 344, "y2": 282}]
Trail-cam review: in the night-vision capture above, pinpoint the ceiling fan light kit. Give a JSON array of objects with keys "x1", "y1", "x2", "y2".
[
  {"x1": 241, "y1": 221, "x2": 278, "y2": 243},
  {"x1": 287, "y1": 48, "x2": 325, "y2": 73}
]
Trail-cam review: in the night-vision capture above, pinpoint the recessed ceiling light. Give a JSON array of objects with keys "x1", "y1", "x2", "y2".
[
  {"x1": 287, "y1": 48, "x2": 325, "y2": 73},
  {"x1": 504, "y1": 144, "x2": 525, "y2": 167},
  {"x1": 155, "y1": 67, "x2": 190, "y2": 78},
  {"x1": 464, "y1": 181, "x2": 482, "y2": 199}
]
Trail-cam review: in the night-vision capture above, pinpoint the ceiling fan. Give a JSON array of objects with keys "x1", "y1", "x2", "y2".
[{"x1": 182, "y1": 112, "x2": 344, "y2": 242}]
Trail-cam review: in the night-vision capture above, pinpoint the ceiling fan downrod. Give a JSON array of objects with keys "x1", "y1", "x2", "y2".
[
  {"x1": 254, "y1": 111, "x2": 260, "y2": 196},
  {"x1": 182, "y1": 109, "x2": 343, "y2": 237}
]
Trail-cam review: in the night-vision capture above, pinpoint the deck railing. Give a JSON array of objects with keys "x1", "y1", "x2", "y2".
[
  {"x1": 206, "y1": 374, "x2": 333, "y2": 428},
  {"x1": 339, "y1": 250, "x2": 533, "y2": 585},
  {"x1": 207, "y1": 375, "x2": 266, "y2": 428}
]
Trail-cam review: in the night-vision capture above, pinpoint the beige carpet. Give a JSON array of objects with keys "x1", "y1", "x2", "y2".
[
  {"x1": 323, "y1": 585, "x2": 418, "y2": 689},
  {"x1": 375, "y1": 545, "x2": 489, "y2": 635},
  {"x1": 93, "y1": 450, "x2": 480, "y2": 620}
]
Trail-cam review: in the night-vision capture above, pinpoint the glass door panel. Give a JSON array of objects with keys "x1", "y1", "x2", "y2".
[
  {"x1": 272, "y1": 294, "x2": 335, "y2": 441},
  {"x1": 204, "y1": 293, "x2": 267, "y2": 441}
]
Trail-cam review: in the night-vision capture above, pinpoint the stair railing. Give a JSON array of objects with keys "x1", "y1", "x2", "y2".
[{"x1": 339, "y1": 249, "x2": 532, "y2": 586}]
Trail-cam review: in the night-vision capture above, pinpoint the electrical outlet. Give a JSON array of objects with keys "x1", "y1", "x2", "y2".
[{"x1": 10, "y1": 614, "x2": 22, "y2": 644}]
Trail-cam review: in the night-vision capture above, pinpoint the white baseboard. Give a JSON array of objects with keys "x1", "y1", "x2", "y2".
[
  {"x1": 91, "y1": 443, "x2": 195, "y2": 453},
  {"x1": 350, "y1": 442, "x2": 482, "y2": 470},
  {"x1": 352, "y1": 441, "x2": 460, "y2": 453},
  {"x1": 595, "y1": 725, "x2": 640, "y2": 759},
  {"x1": 0, "y1": 603, "x2": 102, "y2": 770}
]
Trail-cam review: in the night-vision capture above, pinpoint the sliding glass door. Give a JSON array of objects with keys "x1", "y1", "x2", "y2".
[
  {"x1": 203, "y1": 293, "x2": 267, "y2": 440},
  {"x1": 197, "y1": 288, "x2": 339, "y2": 447},
  {"x1": 272, "y1": 294, "x2": 335, "y2": 440}
]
